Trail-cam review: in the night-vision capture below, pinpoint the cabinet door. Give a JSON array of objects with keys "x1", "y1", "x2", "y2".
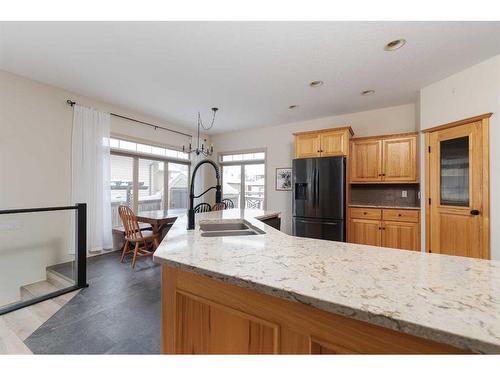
[
  {"x1": 382, "y1": 136, "x2": 417, "y2": 182},
  {"x1": 320, "y1": 130, "x2": 348, "y2": 156},
  {"x1": 295, "y1": 133, "x2": 321, "y2": 159},
  {"x1": 175, "y1": 292, "x2": 279, "y2": 354},
  {"x1": 350, "y1": 140, "x2": 382, "y2": 182},
  {"x1": 349, "y1": 218, "x2": 381, "y2": 246},
  {"x1": 382, "y1": 221, "x2": 420, "y2": 251}
]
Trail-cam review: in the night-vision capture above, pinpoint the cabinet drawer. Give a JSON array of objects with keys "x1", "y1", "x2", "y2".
[
  {"x1": 350, "y1": 207, "x2": 382, "y2": 220},
  {"x1": 382, "y1": 209, "x2": 419, "y2": 223}
]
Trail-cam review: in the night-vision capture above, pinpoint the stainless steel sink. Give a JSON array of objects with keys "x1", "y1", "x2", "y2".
[{"x1": 199, "y1": 220, "x2": 265, "y2": 237}]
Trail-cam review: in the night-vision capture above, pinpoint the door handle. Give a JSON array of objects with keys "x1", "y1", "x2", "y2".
[
  {"x1": 316, "y1": 170, "x2": 320, "y2": 207},
  {"x1": 470, "y1": 209, "x2": 480, "y2": 216},
  {"x1": 312, "y1": 169, "x2": 317, "y2": 208},
  {"x1": 297, "y1": 220, "x2": 338, "y2": 225}
]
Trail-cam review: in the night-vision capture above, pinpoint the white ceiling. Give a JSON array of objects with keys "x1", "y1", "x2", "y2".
[{"x1": 1, "y1": 21, "x2": 500, "y2": 134}]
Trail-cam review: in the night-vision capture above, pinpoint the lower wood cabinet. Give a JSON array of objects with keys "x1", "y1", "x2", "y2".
[
  {"x1": 350, "y1": 218, "x2": 381, "y2": 246},
  {"x1": 175, "y1": 291, "x2": 279, "y2": 354},
  {"x1": 162, "y1": 266, "x2": 466, "y2": 354},
  {"x1": 348, "y1": 207, "x2": 420, "y2": 251},
  {"x1": 382, "y1": 221, "x2": 420, "y2": 251}
]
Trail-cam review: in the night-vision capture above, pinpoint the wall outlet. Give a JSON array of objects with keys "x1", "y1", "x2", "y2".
[{"x1": 401, "y1": 190, "x2": 408, "y2": 198}]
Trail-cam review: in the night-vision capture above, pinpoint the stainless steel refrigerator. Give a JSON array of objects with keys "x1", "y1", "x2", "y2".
[{"x1": 292, "y1": 156, "x2": 345, "y2": 241}]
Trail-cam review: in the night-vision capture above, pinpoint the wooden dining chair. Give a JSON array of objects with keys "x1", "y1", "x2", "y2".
[
  {"x1": 118, "y1": 205, "x2": 160, "y2": 269},
  {"x1": 222, "y1": 198, "x2": 234, "y2": 209},
  {"x1": 194, "y1": 202, "x2": 212, "y2": 213},
  {"x1": 212, "y1": 202, "x2": 226, "y2": 211}
]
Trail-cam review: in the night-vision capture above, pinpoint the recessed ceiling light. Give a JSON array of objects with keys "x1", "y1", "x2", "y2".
[
  {"x1": 384, "y1": 39, "x2": 406, "y2": 51},
  {"x1": 361, "y1": 90, "x2": 375, "y2": 96},
  {"x1": 309, "y1": 80, "x2": 324, "y2": 88},
  {"x1": 288, "y1": 105, "x2": 299, "y2": 110}
]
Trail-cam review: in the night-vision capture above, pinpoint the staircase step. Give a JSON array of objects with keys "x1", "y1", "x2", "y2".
[
  {"x1": 46, "y1": 268, "x2": 74, "y2": 289},
  {"x1": 20, "y1": 280, "x2": 61, "y2": 301}
]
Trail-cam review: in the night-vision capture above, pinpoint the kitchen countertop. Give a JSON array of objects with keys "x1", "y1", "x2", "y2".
[
  {"x1": 153, "y1": 208, "x2": 500, "y2": 353},
  {"x1": 349, "y1": 204, "x2": 421, "y2": 210}
]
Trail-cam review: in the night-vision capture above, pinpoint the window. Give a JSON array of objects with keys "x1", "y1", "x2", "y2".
[
  {"x1": 110, "y1": 137, "x2": 189, "y2": 160},
  {"x1": 219, "y1": 150, "x2": 266, "y2": 210},
  {"x1": 110, "y1": 138, "x2": 190, "y2": 227}
]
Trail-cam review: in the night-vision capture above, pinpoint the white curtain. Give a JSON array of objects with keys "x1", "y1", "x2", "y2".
[{"x1": 71, "y1": 105, "x2": 112, "y2": 252}]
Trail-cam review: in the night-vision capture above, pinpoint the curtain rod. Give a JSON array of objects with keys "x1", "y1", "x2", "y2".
[{"x1": 66, "y1": 100, "x2": 192, "y2": 139}]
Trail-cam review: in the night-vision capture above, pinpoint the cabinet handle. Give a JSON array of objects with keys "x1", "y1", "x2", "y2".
[
  {"x1": 363, "y1": 212, "x2": 367, "y2": 215},
  {"x1": 398, "y1": 214, "x2": 402, "y2": 217}
]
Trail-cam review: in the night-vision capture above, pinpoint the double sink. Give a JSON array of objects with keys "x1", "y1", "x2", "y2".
[{"x1": 199, "y1": 220, "x2": 265, "y2": 237}]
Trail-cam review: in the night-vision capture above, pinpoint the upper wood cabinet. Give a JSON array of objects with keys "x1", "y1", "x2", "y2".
[
  {"x1": 294, "y1": 132, "x2": 321, "y2": 158},
  {"x1": 350, "y1": 139, "x2": 382, "y2": 182},
  {"x1": 294, "y1": 127, "x2": 354, "y2": 159},
  {"x1": 350, "y1": 133, "x2": 418, "y2": 183}
]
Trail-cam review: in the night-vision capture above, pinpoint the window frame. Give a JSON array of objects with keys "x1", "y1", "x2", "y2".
[
  {"x1": 218, "y1": 148, "x2": 267, "y2": 210},
  {"x1": 110, "y1": 136, "x2": 191, "y2": 216}
]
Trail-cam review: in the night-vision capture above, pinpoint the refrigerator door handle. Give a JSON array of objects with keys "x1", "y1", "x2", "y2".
[
  {"x1": 312, "y1": 168, "x2": 317, "y2": 208},
  {"x1": 295, "y1": 219, "x2": 339, "y2": 225},
  {"x1": 316, "y1": 169, "x2": 320, "y2": 207}
]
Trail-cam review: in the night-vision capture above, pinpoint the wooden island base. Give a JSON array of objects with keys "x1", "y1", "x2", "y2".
[{"x1": 161, "y1": 265, "x2": 467, "y2": 354}]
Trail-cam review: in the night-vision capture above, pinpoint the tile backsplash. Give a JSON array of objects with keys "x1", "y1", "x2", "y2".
[{"x1": 350, "y1": 184, "x2": 420, "y2": 207}]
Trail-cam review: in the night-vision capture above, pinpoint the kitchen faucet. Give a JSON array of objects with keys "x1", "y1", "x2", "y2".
[{"x1": 187, "y1": 159, "x2": 222, "y2": 230}]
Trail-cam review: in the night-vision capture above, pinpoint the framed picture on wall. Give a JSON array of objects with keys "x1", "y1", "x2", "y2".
[{"x1": 275, "y1": 168, "x2": 292, "y2": 191}]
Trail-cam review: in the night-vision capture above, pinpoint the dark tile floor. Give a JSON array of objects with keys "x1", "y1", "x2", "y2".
[{"x1": 25, "y1": 251, "x2": 161, "y2": 354}]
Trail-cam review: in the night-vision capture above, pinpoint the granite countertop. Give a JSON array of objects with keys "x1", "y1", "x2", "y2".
[
  {"x1": 153, "y1": 209, "x2": 500, "y2": 353},
  {"x1": 349, "y1": 204, "x2": 421, "y2": 210}
]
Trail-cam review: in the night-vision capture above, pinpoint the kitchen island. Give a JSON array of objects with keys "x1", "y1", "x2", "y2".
[{"x1": 153, "y1": 209, "x2": 500, "y2": 354}]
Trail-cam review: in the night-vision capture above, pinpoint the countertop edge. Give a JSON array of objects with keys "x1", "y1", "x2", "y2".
[{"x1": 157, "y1": 257, "x2": 498, "y2": 354}]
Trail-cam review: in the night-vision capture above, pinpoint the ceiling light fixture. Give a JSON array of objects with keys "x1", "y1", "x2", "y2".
[
  {"x1": 309, "y1": 80, "x2": 324, "y2": 88},
  {"x1": 361, "y1": 90, "x2": 375, "y2": 96},
  {"x1": 288, "y1": 105, "x2": 298, "y2": 110},
  {"x1": 384, "y1": 39, "x2": 406, "y2": 51},
  {"x1": 182, "y1": 107, "x2": 219, "y2": 157}
]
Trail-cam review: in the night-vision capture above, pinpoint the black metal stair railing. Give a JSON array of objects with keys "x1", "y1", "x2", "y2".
[{"x1": 0, "y1": 203, "x2": 88, "y2": 315}]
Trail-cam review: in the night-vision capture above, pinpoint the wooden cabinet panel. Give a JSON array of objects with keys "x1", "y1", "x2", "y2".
[
  {"x1": 294, "y1": 127, "x2": 353, "y2": 159},
  {"x1": 295, "y1": 133, "x2": 320, "y2": 159},
  {"x1": 348, "y1": 207, "x2": 421, "y2": 251},
  {"x1": 350, "y1": 140, "x2": 382, "y2": 182},
  {"x1": 175, "y1": 292, "x2": 278, "y2": 354},
  {"x1": 163, "y1": 266, "x2": 467, "y2": 354},
  {"x1": 382, "y1": 209, "x2": 419, "y2": 223},
  {"x1": 350, "y1": 133, "x2": 418, "y2": 183},
  {"x1": 350, "y1": 207, "x2": 382, "y2": 220},
  {"x1": 382, "y1": 137, "x2": 417, "y2": 182},
  {"x1": 320, "y1": 130, "x2": 348, "y2": 156},
  {"x1": 349, "y1": 218, "x2": 381, "y2": 246},
  {"x1": 382, "y1": 221, "x2": 420, "y2": 251},
  {"x1": 310, "y1": 337, "x2": 359, "y2": 354}
]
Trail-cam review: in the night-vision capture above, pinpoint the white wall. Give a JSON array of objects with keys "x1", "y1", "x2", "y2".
[
  {"x1": 419, "y1": 54, "x2": 500, "y2": 260},
  {"x1": 211, "y1": 104, "x2": 417, "y2": 234},
  {"x1": 0, "y1": 70, "x2": 202, "y2": 305}
]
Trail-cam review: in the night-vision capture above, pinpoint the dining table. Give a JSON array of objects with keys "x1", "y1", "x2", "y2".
[{"x1": 136, "y1": 209, "x2": 185, "y2": 236}]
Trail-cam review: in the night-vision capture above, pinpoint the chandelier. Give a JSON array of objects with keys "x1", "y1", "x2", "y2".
[{"x1": 183, "y1": 107, "x2": 219, "y2": 157}]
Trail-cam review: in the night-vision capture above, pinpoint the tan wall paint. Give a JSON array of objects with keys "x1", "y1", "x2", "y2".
[
  {"x1": 0, "y1": 70, "x2": 202, "y2": 305},
  {"x1": 211, "y1": 104, "x2": 417, "y2": 234},
  {"x1": 419, "y1": 54, "x2": 500, "y2": 260}
]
